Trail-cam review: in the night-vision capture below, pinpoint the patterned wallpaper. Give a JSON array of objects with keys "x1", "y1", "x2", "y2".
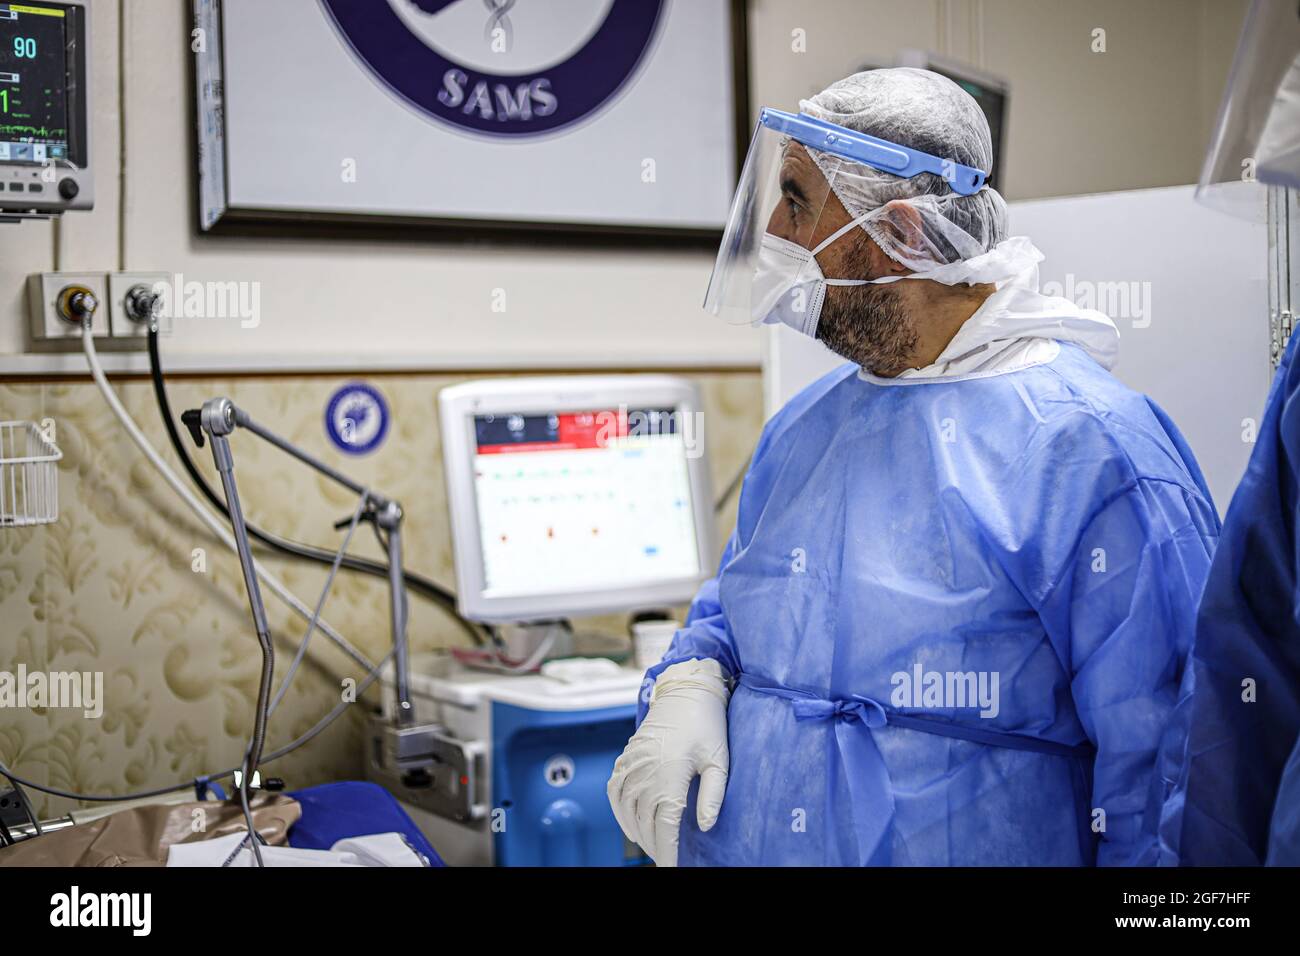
[{"x1": 0, "y1": 370, "x2": 762, "y2": 818}]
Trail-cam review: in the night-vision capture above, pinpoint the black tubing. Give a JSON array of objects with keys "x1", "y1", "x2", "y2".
[{"x1": 146, "y1": 327, "x2": 487, "y2": 646}]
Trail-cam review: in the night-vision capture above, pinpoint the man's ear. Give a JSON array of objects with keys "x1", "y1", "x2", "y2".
[
  {"x1": 869, "y1": 200, "x2": 926, "y2": 273},
  {"x1": 867, "y1": 240, "x2": 911, "y2": 278}
]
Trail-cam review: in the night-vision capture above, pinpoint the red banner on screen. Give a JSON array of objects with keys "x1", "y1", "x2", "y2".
[{"x1": 476, "y1": 411, "x2": 628, "y2": 455}]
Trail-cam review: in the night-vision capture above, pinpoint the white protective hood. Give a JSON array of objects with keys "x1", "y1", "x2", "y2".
[{"x1": 891, "y1": 237, "x2": 1120, "y2": 380}]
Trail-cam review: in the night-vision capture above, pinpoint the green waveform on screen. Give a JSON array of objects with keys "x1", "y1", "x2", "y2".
[{"x1": 0, "y1": 123, "x2": 66, "y2": 137}]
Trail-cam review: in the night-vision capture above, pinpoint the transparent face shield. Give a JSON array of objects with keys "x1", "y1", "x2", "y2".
[
  {"x1": 704, "y1": 108, "x2": 989, "y2": 326},
  {"x1": 1198, "y1": 0, "x2": 1300, "y2": 220}
]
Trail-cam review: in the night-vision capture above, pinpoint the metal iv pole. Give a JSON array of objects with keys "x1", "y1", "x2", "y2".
[{"x1": 184, "y1": 397, "x2": 416, "y2": 727}]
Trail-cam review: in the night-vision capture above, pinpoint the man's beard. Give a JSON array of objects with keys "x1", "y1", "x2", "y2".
[{"x1": 815, "y1": 280, "x2": 918, "y2": 377}]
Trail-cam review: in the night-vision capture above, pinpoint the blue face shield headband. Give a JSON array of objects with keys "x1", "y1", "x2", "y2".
[
  {"x1": 703, "y1": 106, "x2": 1005, "y2": 327},
  {"x1": 758, "y1": 107, "x2": 988, "y2": 196}
]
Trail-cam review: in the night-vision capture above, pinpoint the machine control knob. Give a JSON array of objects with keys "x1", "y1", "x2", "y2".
[{"x1": 58, "y1": 178, "x2": 79, "y2": 201}]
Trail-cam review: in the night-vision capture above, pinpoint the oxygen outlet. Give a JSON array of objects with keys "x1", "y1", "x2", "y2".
[
  {"x1": 56, "y1": 285, "x2": 99, "y2": 325},
  {"x1": 26, "y1": 272, "x2": 111, "y2": 349},
  {"x1": 123, "y1": 283, "x2": 161, "y2": 324},
  {"x1": 107, "y1": 272, "x2": 172, "y2": 344}
]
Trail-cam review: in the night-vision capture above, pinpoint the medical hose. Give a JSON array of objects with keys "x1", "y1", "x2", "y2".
[
  {"x1": 146, "y1": 327, "x2": 489, "y2": 648},
  {"x1": 714, "y1": 456, "x2": 749, "y2": 514},
  {"x1": 83, "y1": 324, "x2": 374, "y2": 671}
]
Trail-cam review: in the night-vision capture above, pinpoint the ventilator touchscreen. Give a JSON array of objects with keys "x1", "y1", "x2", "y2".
[{"x1": 472, "y1": 408, "x2": 701, "y2": 598}]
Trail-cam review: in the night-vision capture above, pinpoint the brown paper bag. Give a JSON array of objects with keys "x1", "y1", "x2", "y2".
[{"x1": 0, "y1": 794, "x2": 301, "y2": 867}]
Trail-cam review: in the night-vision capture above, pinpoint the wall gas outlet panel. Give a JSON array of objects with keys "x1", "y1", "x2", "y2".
[
  {"x1": 107, "y1": 272, "x2": 172, "y2": 341},
  {"x1": 27, "y1": 271, "x2": 108, "y2": 349}
]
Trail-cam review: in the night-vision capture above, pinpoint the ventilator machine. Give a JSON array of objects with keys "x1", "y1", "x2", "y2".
[{"x1": 365, "y1": 375, "x2": 715, "y2": 866}]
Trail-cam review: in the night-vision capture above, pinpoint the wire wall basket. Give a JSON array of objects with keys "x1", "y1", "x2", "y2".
[{"x1": 0, "y1": 421, "x2": 62, "y2": 528}]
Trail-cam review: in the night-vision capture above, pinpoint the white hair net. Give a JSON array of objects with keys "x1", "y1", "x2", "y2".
[{"x1": 799, "y1": 68, "x2": 1033, "y2": 286}]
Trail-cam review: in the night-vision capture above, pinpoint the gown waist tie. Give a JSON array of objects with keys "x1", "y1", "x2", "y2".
[{"x1": 735, "y1": 672, "x2": 1094, "y2": 866}]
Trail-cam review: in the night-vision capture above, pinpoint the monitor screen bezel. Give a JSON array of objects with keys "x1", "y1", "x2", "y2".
[{"x1": 439, "y1": 375, "x2": 717, "y2": 624}]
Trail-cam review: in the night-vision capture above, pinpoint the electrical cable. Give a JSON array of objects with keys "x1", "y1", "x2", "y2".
[
  {"x1": 233, "y1": 493, "x2": 364, "y2": 864},
  {"x1": 267, "y1": 496, "x2": 365, "y2": 718},
  {"x1": 0, "y1": 764, "x2": 198, "y2": 805},
  {"x1": 146, "y1": 327, "x2": 489, "y2": 647},
  {"x1": 0, "y1": 649, "x2": 394, "y2": 810},
  {"x1": 260, "y1": 650, "x2": 392, "y2": 762},
  {"x1": 714, "y1": 452, "x2": 751, "y2": 514}
]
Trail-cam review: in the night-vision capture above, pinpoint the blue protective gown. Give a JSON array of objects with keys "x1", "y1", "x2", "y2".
[
  {"x1": 641, "y1": 344, "x2": 1220, "y2": 866},
  {"x1": 1140, "y1": 331, "x2": 1300, "y2": 866}
]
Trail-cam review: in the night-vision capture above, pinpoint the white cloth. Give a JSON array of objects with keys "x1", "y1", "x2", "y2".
[{"x1": 166, "y1": 830, "x2": 428, "y2": 867}]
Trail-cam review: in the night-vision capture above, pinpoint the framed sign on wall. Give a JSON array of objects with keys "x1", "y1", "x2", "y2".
[{"x1": 194, "y1": 0, "x2": 748, "y2": 238}]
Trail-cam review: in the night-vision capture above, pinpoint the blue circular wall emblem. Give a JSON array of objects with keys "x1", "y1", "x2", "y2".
[
  {"x1": 325, "y1": 383, "x2": 391, "y2": 455},
  {"x1": 320, "y1": 0, "x2": 666, "y2": 137}
]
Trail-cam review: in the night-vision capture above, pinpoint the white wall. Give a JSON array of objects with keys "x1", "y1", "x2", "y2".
[{"x1": 0, "y1": 0, "x2": 1250, "y2": 375}]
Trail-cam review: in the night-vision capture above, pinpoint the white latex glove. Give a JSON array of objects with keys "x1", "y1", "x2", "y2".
[{"x1": 607, "y1": 658, "x2": 730, "y2": 867}]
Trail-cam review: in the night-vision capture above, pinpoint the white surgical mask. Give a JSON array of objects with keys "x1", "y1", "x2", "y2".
[
  {"x1": 750, "y1": 213, "x2": 877, "y2": 336},
  {"x1": 750, "y1": 210, "x2": 1045, "y2": 338}
]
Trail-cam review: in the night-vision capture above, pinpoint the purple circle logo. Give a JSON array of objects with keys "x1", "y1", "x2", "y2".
[
  {"x1": 325, "y1": 382, "x2": 390, "y2": 455},
  {"x1": 319, "y1": 0, "x2": 666, "y2": 138}
]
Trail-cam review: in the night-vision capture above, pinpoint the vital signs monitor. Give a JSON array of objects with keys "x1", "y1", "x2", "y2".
[{"x1": 0, "y1": 1, "x2": 92, "y2": 218}]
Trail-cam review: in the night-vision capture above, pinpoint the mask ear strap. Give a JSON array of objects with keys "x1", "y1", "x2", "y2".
[
  {"x1": 810, "y1": 209, "x2": 876, "y2": 257},
  {"x1": 812, "y1": 210, "x2": 880, "y2": 287}
]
